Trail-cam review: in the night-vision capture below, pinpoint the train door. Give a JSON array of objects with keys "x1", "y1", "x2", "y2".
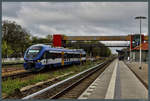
[
  {"x1": 42, "y1": 51, "x2": 49, "y2": 64},
  {"x1": 80, "y1": 54, "x2": 82, "y2": 63},
  {"x1": 41, "y1": 52, "x2": 46, "y2": 65},
  {"x1": 61, "y1": 51, "x2": 64, "y2": 66}
]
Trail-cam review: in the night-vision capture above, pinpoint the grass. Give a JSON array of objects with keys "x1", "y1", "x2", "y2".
[
  {"x1": 2, "y1": 59, "x2": 106, "y2": 97},
  {"x1": 2, "y1": 74, "x2": 50, "y2": 95}
]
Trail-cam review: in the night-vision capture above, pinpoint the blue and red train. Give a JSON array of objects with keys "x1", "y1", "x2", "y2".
[{"x1": 24, "y1": 44, "x2": 86, "y2": 71}]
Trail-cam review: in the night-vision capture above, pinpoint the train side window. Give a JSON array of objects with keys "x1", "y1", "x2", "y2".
[
  {"x1": 52, "y1": 53, "x2": 56, "y2": 59},
  {"x1": 75, "y1": 54, "x2": 77, "y2": 58},
  {"x1": 78, "y1": 54, "x2": 80, "y2": 58},
  {"x1": 55, "y1": 53, "x2": 58, "y2": 59},
  {"x1": 76, "y1": 54, "x2": 78, "y2": 58},
  {"x1": 41, "y1": 51, "x2": 48, "y2": 59},
  {"x1": 58, "y1": 53, "x2": 61, "y2": 58},
  {"x1": 64, "y1": 53, "x2": 67, "y2": 59},
  {"x1": 68, "y1": 54, "x2": 71, "y2": 58},
  {"x1": 47, "y1": 52, "x2": 51, "y2": 59},
  {"x1": 74, "y1": 54, "x2": 77, "y2": 58},
  {"x1": 46, "y1": 51, "x2": 49, "y2": 59},
  {"x1": 41, "y1": 52, "x2": 45, "y2": 59},
  {"x1": 67, "y1": 54, "x2": 70, "y2": 58},
  {"x1": 67, "y1": 54, "x2": 69, "y2": 58},
  {"x1": 73, "y1": 54, "x2": 76, "y2": 58},
  {"x1": 55, "y1": 53, "x2": 59, "y2": 58},
  {"x1": 82, "y1": 54, "x2": 84, "y2": 57},
  {"x1": 56, "y1": 53, "x2": 58, "y2": 58}
]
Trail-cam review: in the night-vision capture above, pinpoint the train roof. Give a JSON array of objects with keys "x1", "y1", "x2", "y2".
[{"x1": 30, "y1": 44, "x2": 86, "y2": 54}]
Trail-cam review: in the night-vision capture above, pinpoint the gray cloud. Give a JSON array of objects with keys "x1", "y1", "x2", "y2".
[
  {"x1": 2, "y1": 2, "x2": 22, "y2": 18},
  {"x1": 2, "y1": 2, "x2": 148, "y2": 53}
]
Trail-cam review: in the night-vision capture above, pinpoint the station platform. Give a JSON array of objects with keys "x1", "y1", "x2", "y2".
[
  {"x1": 78, "y1": 59, "x2": 148, "y2": 99},
  {"x1": 125, "y1": 61, "x2": 148, "y2": 88}
]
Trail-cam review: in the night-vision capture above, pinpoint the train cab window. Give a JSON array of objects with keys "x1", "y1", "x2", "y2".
[{"x1": 25, "y1": 46, "x2": 42, "y2": 59}]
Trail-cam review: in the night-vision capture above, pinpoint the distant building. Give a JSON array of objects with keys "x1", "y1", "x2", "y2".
[{"x1": 131, "y1": 42, "x2": 148, "y2": 62}]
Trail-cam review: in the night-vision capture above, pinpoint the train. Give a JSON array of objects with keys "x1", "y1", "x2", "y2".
[
  {"x1": 24, "y1": 44, "x2": 86, "y2": 71},
  {"x1": 118, "y1": 55, "x2": 124, "y2": 60}
]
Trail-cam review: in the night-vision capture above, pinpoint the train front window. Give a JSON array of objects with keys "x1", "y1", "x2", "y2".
[{"x1": 25, "y1": 46, "x2": 42, "y2": 59}]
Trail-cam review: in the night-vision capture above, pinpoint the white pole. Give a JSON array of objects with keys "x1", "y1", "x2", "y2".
[
  {"x1": 130, "y1": 35, "x2": 132, "y2": 62},
  {"x1": 139, "y1": 19, "x2": 142, "y2": 69},
  {"x1": 135, "y1": 16, "x2": 146, "y2": 69}
]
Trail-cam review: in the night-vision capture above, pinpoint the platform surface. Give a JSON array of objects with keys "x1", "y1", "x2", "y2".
[
  {"x1": 78, "y1": 59, "x2": 148, "y2": 99},
  {"x1": 125, "y1": 61, "x2": 148, "y2": 86}
]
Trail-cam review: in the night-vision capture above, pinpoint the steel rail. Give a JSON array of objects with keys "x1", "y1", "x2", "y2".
[
  {"x1": 22, "y1": 59, "x2": 112, "y2": 99},
  {"x1": 2, "y1": 63, "x2": 23, "y2": 66},
  {"x1": 50, "y1": 60, "x2": 110, "y2": 99},
  {"x1": 2, "y1": 71, "x2": 31, "y2": 81}
]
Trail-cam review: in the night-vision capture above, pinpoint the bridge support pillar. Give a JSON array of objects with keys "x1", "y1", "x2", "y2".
[{"x1": 53, "y1": 34, "x2": 62, "y2": 47}]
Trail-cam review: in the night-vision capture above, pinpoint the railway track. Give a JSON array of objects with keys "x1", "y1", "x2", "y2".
[
  {"x1": 2, "y1": 71, "x2": 32, "y2": 81},
  {"x1": 2, "y1": 66, "x2": 66, "y2": 81},
  {"x1": 2, "y1": 66, "x2": 59, "y2": 81},
  {"x1": 2, "y1": 59, "x2": 104, "y2": 81},
  {"x1": 2, "y1": 64, "x2": 76, "y2": 81},
  {"x1": 2, "y1": 63, "x2": 23, "y2": 66},
  {"x1": 2, "y1": 63, "x2": 26, "y2": 80},
  {"x1": 2, "y1": 67, "x2": 24, "y2": 73},
  {"x1": 22, "y1": 57, "x2": 115, "y2": 99}
]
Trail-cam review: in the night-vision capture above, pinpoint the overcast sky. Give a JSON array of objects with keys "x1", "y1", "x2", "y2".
[{"x1": 2, "y1": 2, "x2": 148, "y2": 53}]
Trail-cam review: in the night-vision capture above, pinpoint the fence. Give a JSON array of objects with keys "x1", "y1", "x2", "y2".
[{"x1": 2, "y1": 58, "x2": 24, "y2": 63}]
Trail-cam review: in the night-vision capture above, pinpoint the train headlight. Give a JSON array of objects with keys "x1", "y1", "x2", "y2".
[{"x1": 37, "y1": 60, "x2": 40, "y2": 62}]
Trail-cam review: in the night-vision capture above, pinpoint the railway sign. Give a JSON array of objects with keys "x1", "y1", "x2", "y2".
[{"x1": 130, "y1": 34, "x2": 144, "y2": 49}]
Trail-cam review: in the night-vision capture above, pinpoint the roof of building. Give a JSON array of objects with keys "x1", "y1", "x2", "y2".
[{"x1": 132, "y1": 42, "x2": 148, "y2": 51}]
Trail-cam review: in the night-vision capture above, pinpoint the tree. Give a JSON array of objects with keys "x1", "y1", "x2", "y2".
[
  {"x1": 2, "y1": 41, "x2": 13, "y2": 58},
  {"x1": 2, "y1": 20, "x2": 31, "y2": 57},
  {"x1": 65, "y1": 40, "x2": 111, "y2": 57},
  {"x1": 46, "y1": 35, "x2": 52, "y2": 42},
  {"x1": 31, "y1": 35, "x2": 52, "y2": 45}
]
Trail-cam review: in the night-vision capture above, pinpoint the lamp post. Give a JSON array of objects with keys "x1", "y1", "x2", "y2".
[{"x1": 135, "y1": 16, "x2": 146, "y2": 69}]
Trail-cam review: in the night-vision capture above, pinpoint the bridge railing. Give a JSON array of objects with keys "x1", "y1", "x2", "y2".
[{"x1": 104, "y1": 43, "x2": 130, "y2": 47}]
